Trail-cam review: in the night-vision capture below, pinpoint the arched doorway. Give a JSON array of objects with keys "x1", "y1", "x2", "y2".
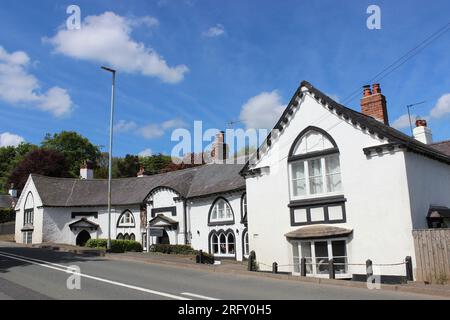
[
  {"x1": 76, "y1": 230, "x2": 91, "y2": 246},
  {"x1": 157, "y1": 230, "x2": 170, "y2": 244}
]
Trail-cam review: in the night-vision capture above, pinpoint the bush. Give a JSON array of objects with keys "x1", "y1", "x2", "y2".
[
  {"x1": 0, "y1": 209, "x2": 15, "y2": 223},
  {"x1": 85, "y1": 239, "x2": 142, "y2": 253},
  {"x1": 150, "y1": 244, "x2": 197, "y2": 255}
]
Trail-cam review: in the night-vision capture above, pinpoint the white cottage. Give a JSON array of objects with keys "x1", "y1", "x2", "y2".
[
  {"x1": 241, "y1": 81, "x2": 450, "y2": 282},
  {"x1": 14, "y1": 147, "x2": 249, "y2": 261}
]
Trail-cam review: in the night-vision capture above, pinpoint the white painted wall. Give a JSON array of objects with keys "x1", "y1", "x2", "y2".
[
  {"x1": 246, "y1": 93, "x2": 417, "y2": 277},
  {"x1": 189, "y1": 192, "x2": 247, "y2": 261}
]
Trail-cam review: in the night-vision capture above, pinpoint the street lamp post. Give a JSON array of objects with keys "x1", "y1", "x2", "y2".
[{"x1": 101, "y1": 66, "x2": 116, "y2": 250}]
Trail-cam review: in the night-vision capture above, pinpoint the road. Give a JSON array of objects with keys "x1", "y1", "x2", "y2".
[{"x1": 0, "y1": 242, "x2": 444, "y2": 300}]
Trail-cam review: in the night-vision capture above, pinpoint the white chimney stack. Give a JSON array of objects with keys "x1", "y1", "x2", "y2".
[
  {"x1": 8, "y1": 184, "x2": 17, "y2": 198},
  {"x1": 80, "y1": 160, "x2": 94, "y2": 179},
  {"x1": 413, "y1": 119, "x2": 433, "y2": 144}
]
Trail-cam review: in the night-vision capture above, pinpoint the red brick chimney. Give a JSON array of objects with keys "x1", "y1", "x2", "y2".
[
  {"x1": 360, "y1": 83, "x2": 389, "y2": 125},
  {"x1": 211, "y1": 131, "x2": 228, "y2": 163}
]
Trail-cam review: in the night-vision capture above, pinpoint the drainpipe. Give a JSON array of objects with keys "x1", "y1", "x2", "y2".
[{"x1": 183, "y1": 198, "x2": 188, "y2": 245}]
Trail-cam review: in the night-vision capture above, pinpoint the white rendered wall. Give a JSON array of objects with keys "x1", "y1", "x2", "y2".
[
  {"x1": 189, "y1": 192, "x2": 247, "y2": 261},
  {"x1": 246, "y1": 93, "x2": 415, "y2": 276}
]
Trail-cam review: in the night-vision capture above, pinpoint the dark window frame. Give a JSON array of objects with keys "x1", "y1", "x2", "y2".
[{"x1": 289, "y1": 196, "x2": 347, "y2": 226}]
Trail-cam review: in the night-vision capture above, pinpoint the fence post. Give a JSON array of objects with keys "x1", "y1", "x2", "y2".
[
  {"x1": 366, "y1": 259, "x2": 373, "y2": 282},
  {"x1": 328, "y1": 259, "x2": 335, "y2": 279},
  {"x1": 272, "y1": 262, "x2": 278, "y2": 274},
  {"x1": 405, "y1": 256, "x2": 413, "y2": 281},
  {"x1": 248, "y1": 251, "x2": 256, "y2": 271},
  {"x1": 300, "y1": 258, "x2": 306, "y2": 276},
  {"x1": 199, "y1": 249, "x2": 203, "y2": 264}
]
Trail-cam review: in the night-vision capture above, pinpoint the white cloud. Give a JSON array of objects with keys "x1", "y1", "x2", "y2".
[
  {"x1": 430, "y1": 93, "x2": 450, "y2": 119},
  {"x1": 391, "y1": 114, "x2": 416, "y2": 130},
  {"x1": 138, "y1": 148, "x2": 153, "y2": 157},
  {"x1": 45, "y1": 12, "x2": 188, "y2": 84},
  {"x1": 392, "y1": 93, "x2": 450, "y2": 130},
  {"x1": 0, "y1": 46, "x2": 73, "y2": 117},
  {"x1": 118, "y1": 117, "x2": 186, "y2": 139},
  {"x1": 202, "y1": 24, "x2": 225, "y2": 38},
  {"x1": 129, "y1": 16, "x2": 159, "y2": 29},
  {"x1": 114, "y1": 120, "x2": 137, "y2": 132},
  {"x1": 0, "y1": 132, "x2": 25, "y2": 147},
  {"x1": 239, "y1": 90, "x2": 285, "y2": 129}
]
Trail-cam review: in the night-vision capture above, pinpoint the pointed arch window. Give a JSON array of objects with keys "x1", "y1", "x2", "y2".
[
  {"x1": 209, "y1": 230, "x2": 235, "y2": 257},
  {"x1": 117, "y1": 210, "x2": 135, "y2": 227},
  {"x1": 209, "y1": 198, "x2": 234, "y2": 224},
  {"x1": 23, "y1": 192, "x2": 34, "y2": 225},
  {"x1": 288, "y1": 127, "x2": 343, "y2": 199}
]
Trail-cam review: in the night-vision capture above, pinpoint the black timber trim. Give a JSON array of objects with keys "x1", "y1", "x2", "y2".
[
  {"x1": 207, "y1": 197, "x2": 235, "y2": 226},
  {"x1": 288, "y1": 126, "x2": 339, "y2": 158},
  {"x1": 289, "y1": 196, "x2": 347, "y2": 226},
  {"x1": 151, "y1": 206, "x2": 177, "y2": 218},
  {"x1": 116, "y1": 209, "x2": 136, "y2": 228},
  {"x1": 72, "y1": 212, "x2": 98, "y2": 219},
  {"x1": 240, "y1": 80, "x2": 450, "y2": 177},
  {"x1": 288, "y1": 148, "x2": 339, "y2": 162},
  {"x1": 208, "y1": 228, "x2": 237, "y2": 259}
]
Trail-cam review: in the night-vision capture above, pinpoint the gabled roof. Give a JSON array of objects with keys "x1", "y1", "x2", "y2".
[
  {"x1": 30, "y1": 163, "x2": 245, "y2": 207},
  {"x1": 69, "y1": 217, "x2": 99, "y2": 230},
  {"x1": 241, "y1": 80, "x2": 450, "y2": 175},
  {"x1": 430, "y1": 140, "x2": 450, "y2": 157},
  {"x1": 149, "y1": 214, "x2": 178, "y2": 226}
]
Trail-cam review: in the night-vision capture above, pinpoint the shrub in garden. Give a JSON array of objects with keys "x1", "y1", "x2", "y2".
[{"x1": 85, "y1": 239, "x2": 142, "y2": 253}]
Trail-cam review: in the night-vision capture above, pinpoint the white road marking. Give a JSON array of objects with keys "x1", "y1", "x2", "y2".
[
  {"x1": 181, "y1": 292, "x2": 219, "y2": 300},
  {"x1": 0, "y1": 251, "x2": 191, "y2": 300}
]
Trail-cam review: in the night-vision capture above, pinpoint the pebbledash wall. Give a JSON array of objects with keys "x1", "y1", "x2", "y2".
[{"x1": 244, "y1": 88, "x2": 450, "y2": 279}]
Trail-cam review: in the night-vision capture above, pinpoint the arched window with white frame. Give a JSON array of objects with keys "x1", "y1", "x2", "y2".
[
  {"x1": 117, "y1": 210, "x2": 135, "y2": 227},
  {"x1": 209, "y1": 198, "x2": 234, "y2": 224},
  {"x1": 242, "y1": 229, "x2": 249, "y2": 258},
  {"x1": 23, "y1": 192, "x2": 34, "y2": 226},
  {"x1": 209, "y1": 230, "x2": 235, "y2": 257},
  {"x1": 288, "y1": 126, "x2": 343, "y2": 199}
]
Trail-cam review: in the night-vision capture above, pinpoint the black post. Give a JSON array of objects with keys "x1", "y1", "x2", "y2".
[
  {"x1": 199, "y1": 250, "x2": 203, "y2": 264},
  {"x1": 248, "y1": 251, "x2": 256, "y2": 271},
  {"x1": 328, "y1": 259, "x2": 335, "y2": 279},
  {"x1": 300, "y1": 257, "x2": 306, "y2": 277},
  {"x1": 366, "y1": 259, "x2": 373, "y2": 282},
  {"x1": 405, "y1": 256, "x2": 413, "y2": 281},
  {"x1": 272, "y1": 262, "x2": 278, "y2": 274}
]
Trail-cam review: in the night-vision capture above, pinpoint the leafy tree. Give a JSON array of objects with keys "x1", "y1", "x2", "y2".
[
  {"x1": 0, "y1": 142, "x2": 37, "y2": 193},
  {"x1": 42, "y1": 131, "x2": 101, "y2": 177},
  {"x1": 8, "y1": 149, "x2": 71, "y2": 191},
  {"x1": 117, "y1": 154, "x2": 140, "y2": 178},
  {"x1": 139, "y1": 153, "x2": 173, "y2": 175},
  {"x1": 94, "y1": 152, "x2": 120, "y2": 179}
]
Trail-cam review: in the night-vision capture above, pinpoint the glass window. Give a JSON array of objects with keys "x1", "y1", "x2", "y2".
[
  {"x1": 293, "y1": 243, "x2": 300, "y2": 273},
  {"x1": 23, "y1": 231, "x2": 32, "y2": 244},
  {"x1": 242, "y1": 194, "x2": 247, "y2": 219},
  {"x1": 243, "y1": 231, "x2": 249, "y2": 257},
  {"x1": 210, "y1": 199, "x2": 233, "y2": 222},
  {"x1": 130, "y1": 233, "x2": 135, "y2": 241},
  {"x1": 227, "y1": 233, "x2": 235, "y2": 254},
  {"x1": 24, "y1": 209, "x2": 34, "y2": 225},
  {"x1": 211, "y1": 234, "x2": 219, "y2": 254},
  {"x1": 314, "y1": 241, "x2": 329, "y2": 274},
  {"x1": 291, "y1": 161, "x2": 306, "y2": 197},
  {"x1": 300, "y1": 242, "x2": 313, "y2": 274},
  {"x1": 219, "y1": 233, "x2": 227, "y2": 254},
  {"x1": 117, "y1": 233, "x2": 124, "y2": 240},
  {"x1": 308, "y1": 159, "x2": 323, "y2": 194},
  {"x1": 326, "y1": 155, "x2": 342, "y2": 192},
  {"x1": 118, "y1": 210, "x2": 135, "y2": 227},
  {"x1": 332, "y1": 240, "x2": 347, "y2": 274},
  {"x1": 124, "y1": 233, "x2": 130, "y2": 240}
]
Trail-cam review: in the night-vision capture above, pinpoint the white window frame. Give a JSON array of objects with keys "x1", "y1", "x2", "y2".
[
  {"x1": 118, "y1": 211, "x2": 135, "y2": 227},
  {"x1": 210, "y1": 199, "x2": 233, "y2": 223},
  {"x1": 210, "y1": 231, "x2": 235, "y2": 257},
  {"x1": 23, "y1": 231, "x2": 32, "y2": 244},
  {"x1": 289, "y1": 154, "x2": 343, "y2": 201},
  {"x1": 291, "y1": 238, "x2": 349, "y2": 278},
  {"x1": 243, "y1": 230, "x2": 249, "y2": 258}
]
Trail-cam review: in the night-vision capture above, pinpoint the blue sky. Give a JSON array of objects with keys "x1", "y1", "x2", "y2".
[{"x1": 0, "y1": 0, "x2": 449, "y2": 156}]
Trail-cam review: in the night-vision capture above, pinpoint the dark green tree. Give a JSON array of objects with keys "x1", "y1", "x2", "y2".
[
  {"x1": 117, "y1": 154, "x2": 140, "y2": 178},
  {"x1": 8, "y1": 148, "x2": 71, "y2": 191},
  {"x1": 139, "y1": 153, "x2": 172, "y2": 175},
  {"x1": 42, "y1": 131, "x2": 101, "y2": 177}
]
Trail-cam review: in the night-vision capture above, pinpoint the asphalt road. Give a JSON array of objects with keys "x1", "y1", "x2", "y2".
[{"x1": 0, "y1": 242, "x2": 444, "y2": 300}]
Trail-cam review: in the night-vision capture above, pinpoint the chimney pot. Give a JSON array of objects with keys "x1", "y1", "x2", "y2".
[
  {"x1": 211, "y1": 131, "x2": 228, "y2": 163},
  {"x1": 415, "y1": 119, "x2": 427, "y2": 127},
  {"x1": 8, "y1": 183, "x2": 17, "y2": 198},
  {"x1": 137, "y1": 165, "x2": 146, "y2": 177},
  {"x1": 413, "y1": 119, "x2": 433, "y2": 144},
  {"x1": 80, "y1": 160, "x2": 94, "y2": 179},
  {"x1": 360, "y1": 83, "x2": 389, "y2": 125},
  {"x1": 363, "y1": 85, "x2": 372, "y2": 97}
]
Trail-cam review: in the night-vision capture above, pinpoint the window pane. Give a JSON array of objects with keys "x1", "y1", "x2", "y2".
[
  {"x1": 291, "y1": 162, "x2": 306, "y2": 196},
  {"x1": 227, "y1": 233, "x2": 235, "y2": 254},
  {"x1": 219, "y1": 234, "x2": 226, "y2": 254},
  {"x1": 326, "y1": 155, "x2": 342, "y2": 192},
  {"x1": 314, "y1": 241, "x2": 329, "y2": 274},
  {"x1": 332, "y1": 240, "x2": 347, "y2": 274},
  {"x1": 244, "y1": 233, "x2": 249, "y2": 255},
  {"x1": 308, "y1": 159, "x2": 323, "y2": 194},
  {"x1": 212, "y1": 235, "x2": 219, "y2": 254},
  {"x1": 300, "y1": 242, "x2": 313, "y2": 274},
  {"x1": 293, "y1": 243, "x2": 300, "y2": 273}
]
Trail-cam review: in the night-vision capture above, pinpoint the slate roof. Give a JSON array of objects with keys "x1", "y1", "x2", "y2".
[
  {"x1": 430, "y1": 140, "x2": 450, "y2": 157},
  {"x1": 0, "y1": 195, "x2": 15, "y2": 209},
  {"x1": 241, "y1": 80, "x2": 450, "y2": 174},
  {"x1": 30, "y1": 163, "x2": 245, "y2": 207}
]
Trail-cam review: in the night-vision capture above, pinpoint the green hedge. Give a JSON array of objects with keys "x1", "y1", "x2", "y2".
[
  {"x1": 86, "y1": 239, "x2": 143, "y2": 253},
  {"x1": 149, "y1": 244, "x2": 197, "y2": 255},
  {"x1": 0, "y1": 209, "x2": 15, "y2": 224}
]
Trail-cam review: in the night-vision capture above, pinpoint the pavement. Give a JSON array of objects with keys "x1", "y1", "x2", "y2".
[{"x1": 0, "y1": 241, "x2": 449, "y2": 300}]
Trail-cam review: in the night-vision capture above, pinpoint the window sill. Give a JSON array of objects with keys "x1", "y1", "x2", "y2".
[
  {"x1": 208, "y1": 220, "x2": 235, "y2": 226},
  {"x1": 288, "y1": 194, "x2": 346, "y2": 207}
]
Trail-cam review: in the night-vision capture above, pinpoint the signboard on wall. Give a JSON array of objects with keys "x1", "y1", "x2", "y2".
[{"x1": 149, "y1": 228, "x2": 164, "y2": 237}]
